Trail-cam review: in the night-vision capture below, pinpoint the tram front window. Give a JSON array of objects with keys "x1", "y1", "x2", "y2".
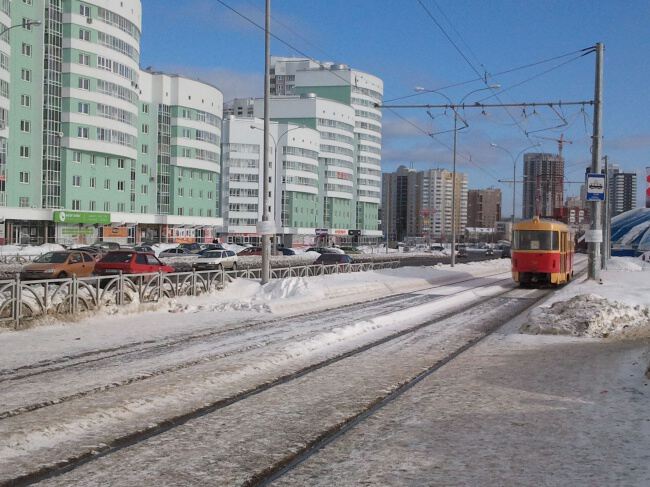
[{"x1": 514, "y1": 230, "x2": 559, "y2": 250}]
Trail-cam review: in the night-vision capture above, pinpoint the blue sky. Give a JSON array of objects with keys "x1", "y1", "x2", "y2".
[{"x1": 141, "y1": 0, "x2": 650, "y2": 213}]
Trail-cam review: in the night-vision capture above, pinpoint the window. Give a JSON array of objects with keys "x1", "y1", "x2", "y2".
[
  {"x1": 79, "y1": 29, "x2": 91, "y2": 41},
  {"x1": 20, "y1": 146, "x2": 29, "y2": 158},
  {"x1": 90, "y1": 155, "x2": 96, "y2": 165},
  {"x1": 20, "y1": 94, "x2": 30, "y2": 107},
  {"x1": 78, "y1": 102, "x2": 89, "y2": 114},
  {"x1": 77, "y1": 127, "x2": 89, "y2": 138},
  {"x1": 19, "y1": 197, "x2": 29, "y2": 208},
  {"x1": 21, "y1": 43, "x2": 32, "y2": 57},
  {"x1": 104, "y1": 157, "x2": 110, "y2": 167},
  {"x1": 72, "y1": 200, "x2": 81, "y2": 210},
  {"x1": 141, "y1": 185, "x2": 148, "y2": 194},
  {"x1": 72, "y1": 175, "x2": 81, "y2": 187},
  {"x1": 141, "y1": 164, "x2": 148, "y2": 174},
  {"x1": 22, "y1": 17, "x2": 34, "y2": 30},
  {"x1": 88, "y1": 201, "x2": 96, "y2": 211},
  {"x1": 104, "y1": 202, "x2": 111, "y2": 211},
  {"x1": 104, "y1": 179, "x2": 111, "y2": 190},
  {"x1": 78, "y1": 53, "x2": 90, "y2": 66},
  {"x1": 80, "y1": 3, "x2": 91, "y2": 17},
  {"x1": 72, "y1": 151, "x2": 81, "y2": 163},
  {"x1": 20, "y1": 120, "x2": 30, "y2": 132},
  {"x1": 20, "y1": 69, "x2": 31, "y2": 81},
  {"x1": 142, "y1": 104, "x2": 149, "y2": 114},
  {"x1": 83, "y1": 253, "x2": 94, "y2": 263},
  {"x1": 178, "y1": 187, "x2": 184, "y2": 197},
  {"x1": 181, "y1": 147, "x2": 191, "y2": 157},
  {"x1": 19, "y1": 171, "x2": 29, "y2": 184},
  {"x1": 89, "y1": 177, "x2": 96, "y2": 188},
  {"x1": 140, "y1": 205, "x2": 148, "y2": 213},
  {"x1": 23, "y1": 0, "x2": 33, "y2": 5},
  {"x1": 208, "y1": 191, "x2": 213, "y2": 199},
  {"x1": 514, "y1": 230, "x2": 559, "y2": 251},
  {"x1": 117, "y1": 158, "x2": 125, "y2": 169},
  {"x1": 189, "y1": 189, "x2": 194, "y2": 198},
  {"x1": 78, "y1": 77, "x2": 90, "y2": 90},
  {"x1": 177, "y1": 208, "x2": 184, "y2": 215},
  {"x1": 117, "y1": 202, "x2": 125, "y2": 212},
  {"x1": 182, "y1": 128, "x2": 191, "y2": 138},
  {"x1": 141, "y1": 124, "x2": 148, "y2": 134},
  {"x1": 141, "y1": 144, "x2": 148, "y2": 154},
  {"x1": 117, "y1": 180, "x2": 125, "y2": 191},
  {"x1": 136, "y1": 254, "x2": 147, "y2": 265}
]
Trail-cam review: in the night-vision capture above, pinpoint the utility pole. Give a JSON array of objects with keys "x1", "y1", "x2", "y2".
[
  {"x1": 450, "y1": 111, "x2": 458, "y2": 267},
  {"x1": 588, "y1": 42, "x2": 604, "y2": 280},
  {"x1": 261, "y1": 0, "x2": 271, "y2": 284}
]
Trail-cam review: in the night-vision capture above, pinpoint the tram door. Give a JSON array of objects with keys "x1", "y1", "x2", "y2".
[{"x1": 559, "y1": 231, "x2": 566, "y2": 276}]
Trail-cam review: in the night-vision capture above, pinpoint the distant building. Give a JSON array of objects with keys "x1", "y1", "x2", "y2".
[
  {"x1": 522, "y1": 153, "x2": 564, "y2": 218},
  {"x1": 382, "y1": 165, "x2": 467, "y2": 241},
  {"x1": 608, "y1": 165, "x2": 637, "y2": 216},
  {"x1": 224, "y1": 98, "x2": 255, "y2": 118},
  {"x1": 467, "y1": 188, "x2": 501, "y2": 229}
]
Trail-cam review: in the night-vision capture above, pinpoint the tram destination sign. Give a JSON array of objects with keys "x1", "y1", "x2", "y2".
[{"x1": 585, "y1": 173, "x2": 606, "y2": 201}]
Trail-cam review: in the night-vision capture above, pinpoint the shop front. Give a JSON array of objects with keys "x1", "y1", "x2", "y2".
[{"x1": 53, "y1": 211, "x2": 111, "y2": 246}]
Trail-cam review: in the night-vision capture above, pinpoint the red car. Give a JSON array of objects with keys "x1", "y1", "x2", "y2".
[
  {"x1": 94, "y1": 251, "x2": 175, "y2": 275},
  {"x1": 237, "y1": 246, "x2": 263, "y2": 256}
]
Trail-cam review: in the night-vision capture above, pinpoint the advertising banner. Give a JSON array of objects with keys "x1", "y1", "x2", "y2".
[{"x1": 646, "y1": 167, "x2": 650, "y2": 208}]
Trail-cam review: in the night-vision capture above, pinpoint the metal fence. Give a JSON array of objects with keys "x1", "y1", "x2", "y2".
[
  {"x1": 0, "y1": 261, "x2": 399, "y2": 328},
  {"x1": 0, "y1": 254, "x2": 42, "y2": 264}
]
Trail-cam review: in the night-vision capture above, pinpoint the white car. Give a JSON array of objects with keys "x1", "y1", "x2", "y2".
[
  {"x1": 159, "y1": 247, "x2": 191, "y2": 258},
  {"x1": 193, "y1": 250, "x2": 238, "y2": 270}
]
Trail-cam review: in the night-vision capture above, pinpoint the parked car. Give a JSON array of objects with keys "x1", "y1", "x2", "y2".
[
  {"x1": 280, "y1": 247, "x2": 297, "y2": 256},
  {"x1": 159, "y1": 247, "x2": 191, "y2": 258},
  {"x1": 485, "y1": 247, "x2": 495, "y2": 256},
  {"x1": 134, "y1": 245, "x2": 155, "y2": 254},
  {"x1": 238, "y1": 246, "x2": 263, "y2": 256},
  {"x1": 306, "y1": 247, "x2": 344, "y2": 254},
  {"x1": 178, "y1": 243, "x2": 203, "y2": 253},
  {"x1": 500, "y1": 246, "x2": 511, "y2": 258},
  {"x1": 94, "y1": 251, "x2": 174, "y2": 275},
  {"x1": 314, "y1": 253, "x2": 353, "y2": 265},
  {"x1": 430, "y1": 244, "x2": 445, "y2": 252},
  {"x1": 193, "y1": 250, "x2": 238, "y2": 271},
  {"x1": 339, "y1": 246, "x2": 361, "y2": 254},
  {"x1": 20, "y1": 251, "x2": 96, "y2": 280},
  {"x1": 456, "y1": 245, "x2": 468, "y2": 258},
  {"x1": 73, "y1": 246, "x2": 107, "y2": 261},
  {"x1": 91, "y1": 241, "x2": 121, "y2": 251},
  {"x1": 198, "y1": 244, "x2": 225, "y2": 255}
]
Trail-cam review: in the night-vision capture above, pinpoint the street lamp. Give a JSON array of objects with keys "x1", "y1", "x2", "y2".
[
  {"x1": 250, "y1": 123, "x2": 308, "y2": 279},
  {"x1": 0, "y1": 19, "x2": 41, "y2": 38},
  {"x1": 415, "y1": 84, "x2": 500, "y2": 266},
  {"x1": 490, "y1": 142, "x2": 541, "y2": 242}
]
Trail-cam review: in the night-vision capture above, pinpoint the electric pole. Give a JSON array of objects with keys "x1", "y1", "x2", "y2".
[
  {"x1": 261, "y1": 0, "x2": 271, "y2": 284},
  {"x1": 588, "y1": 42, "x2": 604, "y2": 280}
]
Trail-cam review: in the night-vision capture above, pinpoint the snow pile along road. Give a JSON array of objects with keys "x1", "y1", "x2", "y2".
[
  {"x1": 522, "y1": 293, "x2": 650, "y2": 338},
  {"x1": 522, "y1": 257, "x2": 650, "y2": 338}
]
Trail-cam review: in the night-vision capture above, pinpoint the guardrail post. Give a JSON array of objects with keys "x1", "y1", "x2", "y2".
[
  {"x1": 13, "y1": 273, "x2": 21, "y2": 329},
  {"x1": 118, "y1": 271, "x2": 124, "y2": 306},
  {"x1": 72, "y1": 274, "x2": 78, "y2": 315},
  {"x1": 158, "y1": 271, "x2": 163, "y2": 301},
  {"x1": 220, "y1": 268, "x2": 225, "y2": 289},
  {"x1": 191, "y1": 268, "x2": 197, "y2": 296}
]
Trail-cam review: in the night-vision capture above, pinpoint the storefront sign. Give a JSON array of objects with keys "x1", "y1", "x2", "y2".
[
  {"x1": 103, "y1": 226, "x2": 129, "y2": 238},
  {"x1": 334, "y1": 229, "x2": 348, "y2": 236},
  {"x1": 53, "y1": 211, "x2": 111, "y2": 225}
]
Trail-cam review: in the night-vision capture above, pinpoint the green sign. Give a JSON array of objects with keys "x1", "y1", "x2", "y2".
[{"x1": 53, "y1": 211, "x2": 111, "y2": 225}]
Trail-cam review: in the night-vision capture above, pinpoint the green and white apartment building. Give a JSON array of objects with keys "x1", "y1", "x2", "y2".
[
  {"x1": 0, "y1": 0, "x2": 223, "y2": 245},
  {"x1": 222, "y1": 58, "x2": 383, "y2": 246}
]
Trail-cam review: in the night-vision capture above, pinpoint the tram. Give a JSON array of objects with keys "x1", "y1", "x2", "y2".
[{"x1": 511, "y1": 217, "x2": 574, "y2": 286}]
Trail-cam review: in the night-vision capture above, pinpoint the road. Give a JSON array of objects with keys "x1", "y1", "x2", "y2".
[{"x1": 0, "y1": 261, "x2": 560, "y2": 486}]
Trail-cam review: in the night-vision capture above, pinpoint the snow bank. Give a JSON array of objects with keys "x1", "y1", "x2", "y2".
[
  {"x1": 522, "y1": 257, "x2": 650, "y2": 339},
  {"x1": 0, "y1": 244, "x2": 65, "y2": 256},
  {"x1": 522, "y1": 294, "x2": 650, "y2": 338}
]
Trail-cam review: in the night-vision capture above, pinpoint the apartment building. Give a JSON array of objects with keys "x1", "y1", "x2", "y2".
[
  {"x1": 467, "y1": 188, "x2": 501, "y2": 228},
  {"x1": 522, "y1": 152, "x2": 564, "y2": 219},
  {"x1": 1, "y1": 0, "x2": 223, "y2": 245},
  {"x1": 382, "y1": 165, "x2": 468, "y2": 241}
]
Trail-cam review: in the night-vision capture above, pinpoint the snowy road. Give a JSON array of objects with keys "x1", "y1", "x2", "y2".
[{"x1": 0, "y1": 266, "x2": 560, "y2": 486}]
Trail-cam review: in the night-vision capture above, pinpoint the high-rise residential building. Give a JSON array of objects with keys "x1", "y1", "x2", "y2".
[
  {"x1": 467, "y1": 188, "x2": 501, "y2": 228},
  {"x1": 382, "y1": 165, "x2": 467, "y2": 241},
  {"x1": 224, "y1": 98, "x2": 255, "y2": 118},
  {"x1": 522, "y1": 152, "x2": 564, "y2": 219},
  {"x1": 0, "y1": 0, "x2": 223, "y2": 245},
  {"x1": 221, "y1": 116, "x2": 320, "y2": 245},
  {"x1": 607, "y1": 165, "x2": 637, "y2": 216},
  {"x1": 269, "y1": 57, "x2": 383, "y2": 237}
]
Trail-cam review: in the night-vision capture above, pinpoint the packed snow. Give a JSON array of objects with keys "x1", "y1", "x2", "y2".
[{"x1": 522, "y1": 257, "x2": 650, "y2": 338}]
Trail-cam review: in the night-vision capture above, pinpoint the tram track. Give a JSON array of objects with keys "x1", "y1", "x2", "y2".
[
  {"x1": 3, "y1": 273, "x2": 516, "y2": 486},
  {"x1": 0, "y1": 270, "x2": 511, "y2": 383}
]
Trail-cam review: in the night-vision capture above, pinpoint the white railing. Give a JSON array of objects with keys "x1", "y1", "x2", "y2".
[{"x1": 0, "y1": 261, "x2": 400, "y2": 328}]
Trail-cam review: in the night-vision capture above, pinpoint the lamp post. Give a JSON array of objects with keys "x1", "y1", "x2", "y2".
[
  {"x1": 250, "y1": 123, "x2": 308, "y2": 277},
  {"x1": 489, "y1": 142, "x2": 541, "y2": 242},
  {"x1": 415, "y1": 85, "x2": 500, "y2": 266},
  {"x1": 0, "y1": 19, "x2": 41, "y2": 38}
]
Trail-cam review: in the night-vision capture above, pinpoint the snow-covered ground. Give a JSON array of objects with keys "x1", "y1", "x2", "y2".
[{"x1": 523, "y1": 257, "x2": 650, "y2": 338}]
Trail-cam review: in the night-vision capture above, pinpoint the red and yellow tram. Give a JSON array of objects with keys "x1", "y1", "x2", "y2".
[{"x1": 511, "y1": 217, "x2": 574, "y2": 286}]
